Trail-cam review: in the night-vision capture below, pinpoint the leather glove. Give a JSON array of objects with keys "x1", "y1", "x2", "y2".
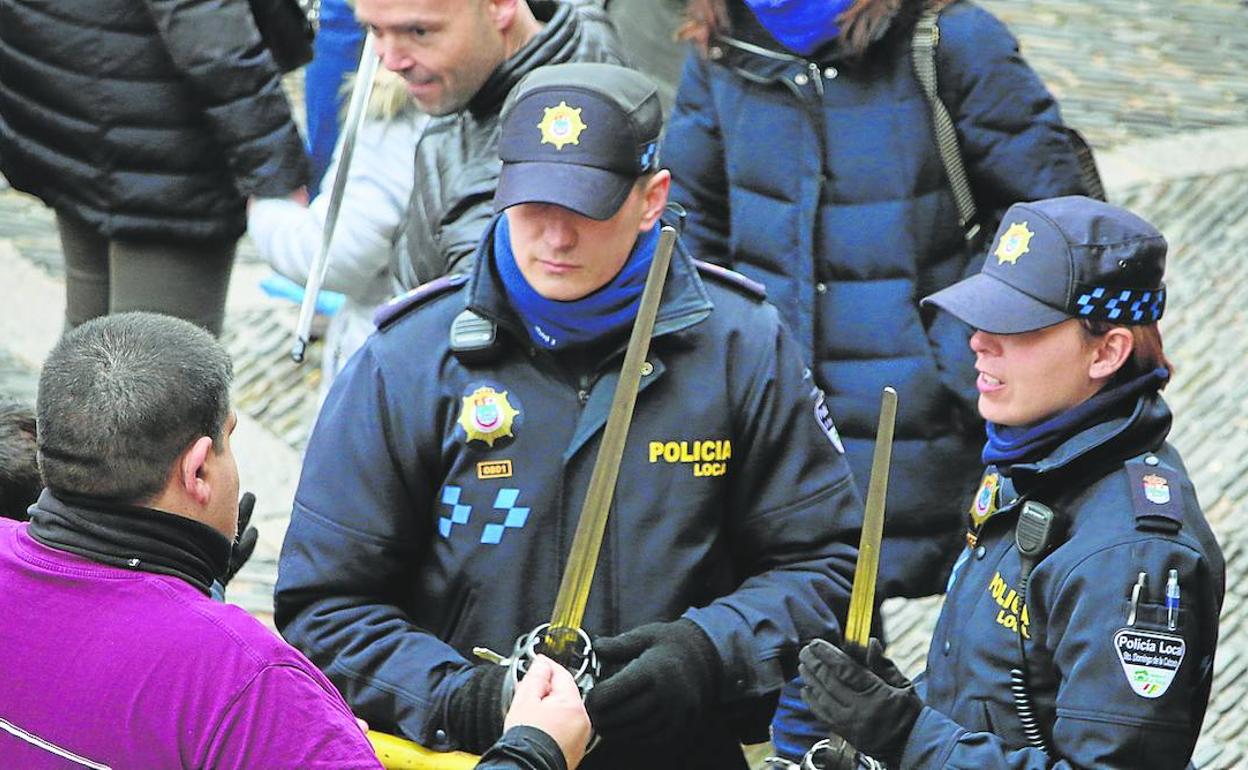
[
  {"x1": 447, "y1": 663, "x2": 508, "y2": 753},
  {"x1": 222, "y1": 492, "x2": 259, "y2": 587},
  {"x1": 799, "y1": 638, "x2": 921, "y2": 767},
  {"x1": 584, "y1": 619, "x2": 720, "y2": 746}
]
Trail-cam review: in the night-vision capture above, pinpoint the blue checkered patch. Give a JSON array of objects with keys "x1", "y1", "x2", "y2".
[
  {"x1": 638, "y1": 142, "x2": 657, "y2": 172},
  {"x1": 481, "y1": 488, "x2": 530, "y2": 544},
  {"x1": 1074, "y1": 285, "x2": 1165, "y2": 323},
  {"x1": 439, "y1": 486, "x2": 472, "y2": 538}
]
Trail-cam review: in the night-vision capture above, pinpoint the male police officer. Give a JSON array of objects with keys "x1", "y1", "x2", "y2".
[{"x1": 276, "y1": 63, "x2": 863, "y2": 770}]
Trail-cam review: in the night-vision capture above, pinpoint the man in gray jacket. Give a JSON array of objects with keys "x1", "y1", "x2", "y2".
[{"x1": 354, "y1": 0, "x2": 624, "y2": 290}]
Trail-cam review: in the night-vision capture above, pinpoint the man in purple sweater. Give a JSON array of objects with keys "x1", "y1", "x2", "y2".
[
  {"x1": 0, "y1": 312, "x2": 592, "y2": 770},
  {"x1": 0, "y1": 312, "x2": 381, "y2": 769}
]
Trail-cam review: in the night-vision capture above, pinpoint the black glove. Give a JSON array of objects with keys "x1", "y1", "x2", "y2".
[
  {"x1": 447, "y1": 663, "x2": 507, "y2": 753},
  {"x1": 799, "y1": 638, "x2": 922, "y2": 767},
  {"x1": 584, "y1": 619, "x2": 720, "y2": 746},
  {"x1": 222, "y1": 492, "x2": 259, "y2": 587}
]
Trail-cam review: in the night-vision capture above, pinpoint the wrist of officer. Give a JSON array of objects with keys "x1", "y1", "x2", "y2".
[{"x1": 446, "y1": 663, "x2": 508, "y2": 753}]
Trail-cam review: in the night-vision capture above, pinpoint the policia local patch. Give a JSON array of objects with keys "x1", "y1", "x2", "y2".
[{"x1": 1113, "y1": 628, "x2": 1185, "y2": 698}]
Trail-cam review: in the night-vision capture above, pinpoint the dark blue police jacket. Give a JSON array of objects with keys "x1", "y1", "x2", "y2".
[
  {"x1": 905, "y1": 391, "x2": 1224, "y2": 768},
  {"x1": 274, "y1": 217, "x2": 863, "y2": 768}
]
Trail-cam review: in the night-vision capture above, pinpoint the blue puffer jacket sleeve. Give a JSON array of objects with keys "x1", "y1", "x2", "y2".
[
  {"x1": 939, "y1": 4, "x2": 1087, "y2": 211},
  {"x1": 664, "y1": 51, "x2": 732, "y2": 267},
  {"x1": 683, "y1": 308, "x2": 862, "y2": 700},
  {"x1": 275, "y1": 344, "x2": 472, "y2": 747}
]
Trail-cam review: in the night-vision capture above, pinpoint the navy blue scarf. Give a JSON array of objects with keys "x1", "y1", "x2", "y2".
[
  {"x1": 494, "y1": 214, "x2": 658, "y2": 351},
  {"x1": 983, "y1": 367, "x2": 1170, "y2": 466}
]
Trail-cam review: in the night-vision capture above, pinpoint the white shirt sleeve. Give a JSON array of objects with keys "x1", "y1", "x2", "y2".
[{"x1": 247, "y1": 112, "x2": 428, "y2": 302}]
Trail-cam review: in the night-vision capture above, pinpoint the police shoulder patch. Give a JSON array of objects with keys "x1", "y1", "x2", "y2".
[
  {"x1": 374, "y1": 273, "x2": 469, "y2": 330},
  {"x1": 694, "y1": 260, "x2": 767, "y2": 301},
  {"x1": 1113, "y1": 627, "x2": 1185, "y2": 698},
  {"x1": 1124, "y1": 455, "x2": 1184, "y2": 534}
]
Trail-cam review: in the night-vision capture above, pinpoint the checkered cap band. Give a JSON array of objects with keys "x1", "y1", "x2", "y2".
[{"x1": 1074, "y1": 284, "x2": 1166, "y2": 324}]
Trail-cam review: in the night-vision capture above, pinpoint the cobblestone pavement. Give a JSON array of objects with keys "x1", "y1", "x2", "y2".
[{"x1": 1, "y1": 0, "x2": 1246, "y2": 765}]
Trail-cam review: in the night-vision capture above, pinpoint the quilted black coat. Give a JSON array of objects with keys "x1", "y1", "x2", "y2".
[{"x1": 0, "y1": 0, "x2": 309, "y2": 241}]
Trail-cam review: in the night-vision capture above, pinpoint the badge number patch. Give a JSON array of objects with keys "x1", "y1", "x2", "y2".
[
  {"x1": 1114, "y1": 628, "x2": 1185, "y2": 698},
  {"x1": 477, "y1": 460, "x2": 513, "y2": 480}
]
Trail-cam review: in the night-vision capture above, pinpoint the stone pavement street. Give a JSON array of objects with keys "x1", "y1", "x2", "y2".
[{"x1": 2, "y1": 0, "x2": 1247, "y2": 765}]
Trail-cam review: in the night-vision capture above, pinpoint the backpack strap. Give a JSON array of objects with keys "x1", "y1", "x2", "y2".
[{"x1": 912, "y1": 8, "x2": 982, "y2": 245}]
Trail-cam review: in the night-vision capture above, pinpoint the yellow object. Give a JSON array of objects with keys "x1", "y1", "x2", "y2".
[
  {"x1": 843, "y1": 387, "x2": 898, "y2": 656},
  {"x1": 546, "y1": 226, "x2": 679, "y2": 658},
  {"x1": 994, "y1": 221, "x2": 1033, "y2": 265},
  {"x1": 538, "y1": 101, "x2": 587, "y2": 149},
  {"x1": 367, "y1": 730, "x2": 479, "y2": 770}
]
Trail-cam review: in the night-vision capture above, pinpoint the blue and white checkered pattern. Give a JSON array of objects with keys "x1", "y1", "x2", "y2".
[
  {"x1": 481, "y1": 488, "x2": 530, "y2": 544},
  {"x1": 1074, "y1": 285, "x2": 1165, "y2": 323},
  {"x1": 439, "y1": 486, "x2": 472, "y2": 538},
  {"x1": 438, "y1": 486, "x2": 532, "y2": 543}
]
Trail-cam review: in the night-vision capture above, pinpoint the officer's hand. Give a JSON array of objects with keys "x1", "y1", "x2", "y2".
[
  {"x1": 447, "y1": 663, "x2": 507, "y2": 753},
  {"x1": 505, "y1": 655, "x2": 591, "y2": 770},
  {"x1": 222, "y1": 492, "x2": 259, "y2": 588},
  {"x1": 584, "y1": 619, "x2": 720, "y2": 746},
  {"x1": 799, "y1": 638, "x2": 921, "y2": 767}
]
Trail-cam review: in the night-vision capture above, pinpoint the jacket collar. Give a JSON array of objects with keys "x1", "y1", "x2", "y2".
[
  {"x1": 466, "y1": 214, "x2": 714, "y2": 349},
  {"x1": 1002, "y1": 391, "x2": 1173, "y2": 493},
  {"x1": 467, "y1": 0, "x2": 578, "y2": 118},
  {"x1": 26, "y1": 489, "x2": 231, "y2": 596}
]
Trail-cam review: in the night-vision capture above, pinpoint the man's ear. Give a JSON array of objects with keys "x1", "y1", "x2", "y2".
[
  {"x1": 1088, "y1": 327, "x2": 1134, "y2": 381},
  {"x1": 177, "y1": 436, "x2": 216, "y2": 506},
  {"x1": 487, "y1": 0, "x2": 518, "y2": 32},
  {"x1": 639, "y1": 170, "x2": 671, "y2": 232}
]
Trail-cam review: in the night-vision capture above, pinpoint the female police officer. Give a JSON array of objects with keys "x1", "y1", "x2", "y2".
[{"x1": 796, "y1": 196, "x2": 1225, "y2": 769}]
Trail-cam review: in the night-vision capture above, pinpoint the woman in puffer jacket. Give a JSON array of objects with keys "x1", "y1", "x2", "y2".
[{"x1": 662, "y1": 0, "x2": 1088, "y2": 760}]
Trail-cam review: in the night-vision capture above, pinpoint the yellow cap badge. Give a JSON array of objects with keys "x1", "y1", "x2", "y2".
[
  {"x1": 458, "y1": 386, "x2": 520, "y2": 447},
  {"x1": 537, "y1": 101, "x2": 587, "y2": 150},
  {"x1": 995, "y1": 222, "x2": 1034, "y2": 265}
]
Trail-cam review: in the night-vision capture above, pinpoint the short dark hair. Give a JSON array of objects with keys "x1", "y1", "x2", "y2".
[
  {"x1": 36, "y1": 313, "x2": 233, "y2": 503},
  {"x1": 0, "y1": 399, "x2": 40, "y2": 520}
]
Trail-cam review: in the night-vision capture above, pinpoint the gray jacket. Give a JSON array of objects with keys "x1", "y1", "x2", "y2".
[{"x1": 393, "y1": 0, "x2": 624, "y2": 291}]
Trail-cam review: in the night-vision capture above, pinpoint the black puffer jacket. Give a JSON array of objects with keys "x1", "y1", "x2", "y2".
[
  {"x1": 0, "y1": 0, "x2": 308, "y2": 241},
  {"x1": 394, "y1": 0, "x2": 624, "y2": 290}
]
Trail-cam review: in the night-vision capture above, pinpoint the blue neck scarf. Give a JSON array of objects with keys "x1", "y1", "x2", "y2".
[
  {"x1": 493, "y1": 215, "x2": 658, "y2": 351},
  {"x1": 983, "y1": 367, "x2": 1170, "y2": 466},
  {"x1": 744, "y1": 0, "x2": 853, "y2": 56}
]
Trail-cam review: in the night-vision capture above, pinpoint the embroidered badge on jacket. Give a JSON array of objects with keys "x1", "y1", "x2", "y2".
[{"x1": 458, "y1": 385, "x2": 520, "y2": 447}]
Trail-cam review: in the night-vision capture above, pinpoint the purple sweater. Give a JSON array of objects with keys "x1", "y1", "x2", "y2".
[{"x1": 0, "y1": 518, "x2": 381, "y2": 769}]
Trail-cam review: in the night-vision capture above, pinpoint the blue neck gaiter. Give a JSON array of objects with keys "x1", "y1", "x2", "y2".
[
  {"x1": 983, "y1": 367, "x2": 1170, "y2": 466},
  {"x1": 744, "y1": 0, "x2": 854, "y2": 56},
  {"x1": 494, "y1": 214, "x2": 658, "y2": 351}
]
